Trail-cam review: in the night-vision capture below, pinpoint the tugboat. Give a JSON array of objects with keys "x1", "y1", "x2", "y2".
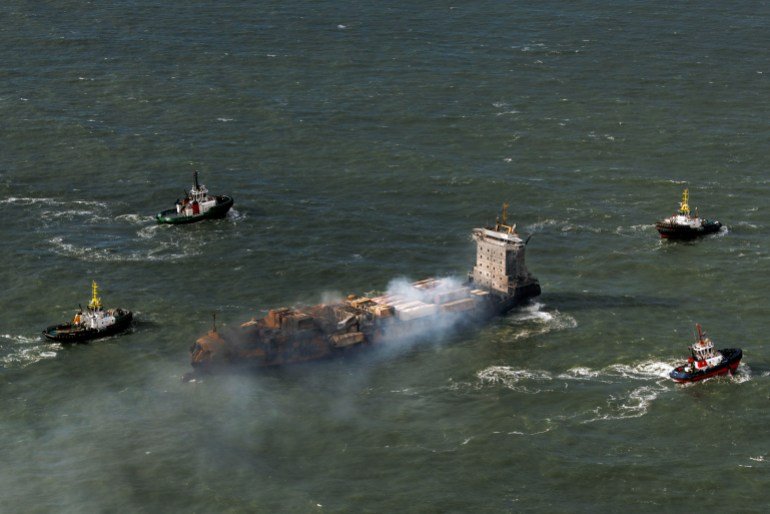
[
  {"x1": 655, "y1": 188, "x2": 722, "y2": 239},
  {"x1": 42, "y1": 281, "x2": 133, "y2": 343},
  {"x1": 156, "y1": 171, "x2": 233, "y2": 224},
  {"x1": 669, "y1": 324, "x2": 742, "y2": 383}
]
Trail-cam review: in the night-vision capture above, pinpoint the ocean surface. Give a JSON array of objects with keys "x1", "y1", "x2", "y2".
[{"x1": 1, "y1": 1, "x2": 768, "y2": 511}]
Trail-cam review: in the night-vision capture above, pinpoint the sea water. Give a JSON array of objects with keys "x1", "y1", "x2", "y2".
[{"x1": 1, "y1": 1, "x2": 768, "y2": 511}]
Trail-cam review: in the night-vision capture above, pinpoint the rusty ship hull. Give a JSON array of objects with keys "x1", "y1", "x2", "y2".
[
  {"x1": 191, "y1": 280, "x2": 540, "y2": 371},
  {"x1": 190, "y1": 211, "x2": 540, "y2": 372}
]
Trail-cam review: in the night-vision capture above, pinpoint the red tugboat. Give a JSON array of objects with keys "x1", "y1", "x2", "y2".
[
  {"x1": 669, "y1": 324, "x2": 742, "y2": 383},
  {"x1": 655, "y1": 189, "x2": 722, "y2": 240}
]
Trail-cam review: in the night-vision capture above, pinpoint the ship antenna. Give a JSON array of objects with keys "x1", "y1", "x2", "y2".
[
  {"x1": 212, "y1": 311, "x2": 217, "y2": 333},
  {"x1": 88, "y1": 280, "x2": 102, "y2": 310},
  {"x1": 679, "y1": 188, "x2": 690, "y2": 216}
]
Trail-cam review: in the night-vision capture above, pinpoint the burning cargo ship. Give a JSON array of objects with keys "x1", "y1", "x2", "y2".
[{"x1": 190, "y1": 206, "x2": 540, "y2": 371}]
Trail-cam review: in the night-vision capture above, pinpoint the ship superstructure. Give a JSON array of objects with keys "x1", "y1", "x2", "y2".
[
  {"x1": 189, "y1": 207, "x2": 540, "y2": 371},
  {"x1": 470, "y1": 203, "x2": 539, "y2": 302}
]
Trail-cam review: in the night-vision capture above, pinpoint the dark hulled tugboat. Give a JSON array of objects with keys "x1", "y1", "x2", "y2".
[
  {"x1": 43, "y1": 281, "x2": 133, "y2": 343},
  {"x1": 669, "y1": 324, "x2": 742, "y2": 383},
  {"x1": 655, "y1": 189, "x2": 722, "y2": 240},
  {"x1": 156, "y1": 171, "x2": 233, "y2": 224}
]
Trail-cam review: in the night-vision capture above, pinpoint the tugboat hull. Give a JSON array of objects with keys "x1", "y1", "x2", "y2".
[
  {"x1": 669, "y1": 348, "x2": 742, "y2": 383},
  {"x1": 156, "y1": 195, "x2": 233, "y2": 225},
  {"x1": 43, "y1": 310, "x2": 133, "y2": 343},
  {"x1": 655, "y1": 220, "x2": 722, "y2": 240}
]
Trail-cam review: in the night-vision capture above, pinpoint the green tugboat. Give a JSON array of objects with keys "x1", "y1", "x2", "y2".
[
  {"x1": 156, "y1": 171, "x2": 233, "y2": 224},
  {"x1": 43, "y1": 281, "x2": 133, "y2": 343}
]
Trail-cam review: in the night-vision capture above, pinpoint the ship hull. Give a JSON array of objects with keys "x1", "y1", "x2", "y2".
[
  {"x1": 156, "y1": 195, "x2": 233, "y2": 224},
  {"x1": 43, "y1": 311, "x2": 133, "y2": 343},
  {"x1": 190, "y1": 280, "x2": 540, "y2": 372},
  {"x1": 669, "y1": 348, "x2": 742, "y2": 383},
  {"x1": 655, "y1": 220, "x2": 722, "y2": 240}
]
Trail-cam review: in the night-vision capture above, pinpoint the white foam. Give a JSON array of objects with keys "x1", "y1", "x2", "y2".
[
  {"x1": 116, "y1": 213, "x2": 153, "y2": 225},
  {"x1": 730, "y1": 363, "x2": 752, "y2": 384},
  {"x1": 226, "y1": 208, "x2": 245, "y2": 221},
  {"x1": 604, "y1": 360, "x2": 676, "y2": 380},
  {"x1": 49, "y1": 236, "x2": 197, "y2": 262},
  {"x1": 0, "y1": 196, "x2": 61, "y2": 206},
  {"x1": 506, "y1": 302, "x2": 577, "y2": 340},
  {"x1": 0, "y1": 197, "x2": 107, "y2": 209},
  {"x1": 137, "y1": 224, "x2": 160, "y2": 239},
  {"x1": 583, "y1": 383, "x2": 666, "y2": 423},
  {"x1": 525, "y1": 219, "x2": 560, "y2": 231},
  {"x1": 476, "y1": 366, "x2": 554, "y2": 393},
  {"x1": 615, "y1": 224, "x2": 653, "y2": 235},
  {"x1": 0, "y1": 334, "x2": 60, "y2": 369},
  {"x1": 557, "y1": 367, "x2": 601, "y2": 381}
]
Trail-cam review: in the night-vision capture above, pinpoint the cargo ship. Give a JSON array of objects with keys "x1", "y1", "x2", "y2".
[{"x1": 189, "y1": 206, "x2": 541, "y2": 372}]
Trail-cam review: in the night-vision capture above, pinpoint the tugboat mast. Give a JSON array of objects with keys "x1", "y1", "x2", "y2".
[
  {"x1": 679, "y1": 189, "x2": 690, "y2": 216},
  {"x1": 88, "y1": 281, "x2": 102, "y2": 310}
]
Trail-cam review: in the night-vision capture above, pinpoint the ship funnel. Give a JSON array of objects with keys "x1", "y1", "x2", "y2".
[{"x1": 193, "y1": 171, "x2": 200, "y2": 190}]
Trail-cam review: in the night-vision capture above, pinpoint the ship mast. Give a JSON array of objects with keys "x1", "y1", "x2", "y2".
[
  {"x1": 678, "y1": 189, "x2": 690, "y2": 216},
  {"x1": 494, "y1": 203, "x2": 517, "y2": 235},
  {"x1": 88, "y1": 280, "x2": 102, "y2": 310}
]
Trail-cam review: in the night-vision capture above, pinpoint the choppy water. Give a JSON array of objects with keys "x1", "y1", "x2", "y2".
[{"x1": 1, "y1": 1, "x2": 768, "y2": 511}]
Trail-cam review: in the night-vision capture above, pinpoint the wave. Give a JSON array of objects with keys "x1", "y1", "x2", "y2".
[
  {"x1": 525, "y1": 219, "x2": 561, "y2": 231},
  {"x1": 476, "y1": 366, "x2": 554, "y2": 394},
  {"x1": 2, "y1": 196, "x2": 116, "y2": 227},
  {"x1": 0, "y1": 333, "x2": 60, "y2": 369},
  {"x1": 0, "y1": 196, "x2": 107, "y2": 208},
  {"x1": 615, "y1": 224, "x2": 653, "y2": 235},
  {"x1": 226, "y1": 208, "x2": 246, "y2": 222},
  {"x1": 504, "y1": 302, "x2": 578, "y2": 341},
  {"x1": 48, "y1": 236, "x2": 199, "y2": 262},
  {"x1": 582, "y1": 383, "x2": 666, "y2": 423},
  {"x1": 116, "y1": 213, "x2": 155, "y2": 225},
  {"x1": 475, "y1": 358, "x2": 683, "y2": 423}
]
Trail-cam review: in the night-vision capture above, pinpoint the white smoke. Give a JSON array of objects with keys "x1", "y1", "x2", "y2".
[
  {"x1": 373, "y1": 276, "x2": 474, "y2": 353},
  {"x1": 383, "y1": 276, "x2": 467, "y2": 304}
]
